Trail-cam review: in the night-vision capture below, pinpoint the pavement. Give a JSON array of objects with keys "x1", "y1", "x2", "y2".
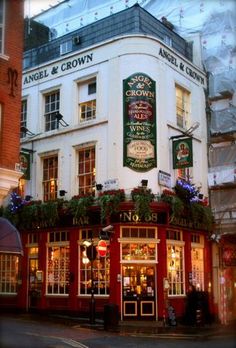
[
  {"x1": 47, "y1": 314, "x2": 236, "y2": 340},
  {"x1": 2, "y1": 311, "x2": 235, "y2": 340}
]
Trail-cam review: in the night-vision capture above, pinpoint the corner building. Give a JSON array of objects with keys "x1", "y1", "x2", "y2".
[{"x1": 17, "y1": 5, "x2": 212, "y2": 322}]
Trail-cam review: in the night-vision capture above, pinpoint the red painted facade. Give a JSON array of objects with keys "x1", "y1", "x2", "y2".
[{"x1": 1, "y1": 202, "x2": 213, "y2": 323}]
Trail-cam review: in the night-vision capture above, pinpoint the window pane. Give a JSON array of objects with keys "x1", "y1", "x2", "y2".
[
  {"x1": 167, "y1": 244, "x2": 185, "y2": 295},
  {"x1": 191, "y1": 247, "x2": 204, "y2": 291},
  {"x1": 47, "y1": 243, "x2": 70, "y2": 295},
  {"x1": 42, "y1": 156, "x2": 58, "y2": 201},
  {"x1": 44, "y1": 91, "x2": 60, "y2": 131},
  {"x1": 78, "y1": 146, "x2": 95, "y2": 195},
  {"x1": 79, "y1": 100, "x2": 96, "y2": 122},
  {"x1": 79, "y1": 233, "x2": 110, "y2": 296},
  {"x1": 0, "y1": 254, "x2": 19, "y2": 294},
  {"x1": 175, "y1": 85, "x2": 190, "y2": 129}
]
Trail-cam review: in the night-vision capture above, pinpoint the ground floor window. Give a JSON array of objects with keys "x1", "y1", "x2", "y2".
[
  {"x1": 0, "y1": 254, "x2": 19, "y2": 294},
  {"x1": 79, "y1": 228, "x2": 110, "y2": 295},
  {"x1": 80, "y1": 253, "x2": 110, "y2": 295},
  {"x1": 120, "y1": 227, "x2": 158, "y2": 261},
  {"x1": 191, "y1": 247, "x2": 204, "y2": 290},
  {"x1": 47, "y1": 245, "x2": 70, "y2": 295},
  {"x1": 167, "y1": 243, "x2": 185, "y2": 296}
]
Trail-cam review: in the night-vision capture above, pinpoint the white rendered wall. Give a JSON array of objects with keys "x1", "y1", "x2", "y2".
[{"x1": 21, "y1": 35, "x2": 208, "y2": 201}]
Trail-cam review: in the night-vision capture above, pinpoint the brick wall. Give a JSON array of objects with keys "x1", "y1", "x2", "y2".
[{"x1": 0, "y1": 0, "x2": 24, "y2": 170}]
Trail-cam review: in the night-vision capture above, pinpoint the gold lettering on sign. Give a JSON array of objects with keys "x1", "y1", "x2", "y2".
[{"x1": 120, "y1": 211, "x2": 158, "y2": 223}]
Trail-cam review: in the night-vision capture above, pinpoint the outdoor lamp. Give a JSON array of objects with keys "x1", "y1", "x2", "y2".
[
  {"x1": 96, "y1": 184, "x2": 103, "y2": 191},
  {"x1": 141, "y1": 179, "x2": 148, "y2": 187},
  {"x1": 55, "y1": 112, "x2": 69, "y2": 127},
  {"x1": 20, "y1": 126, "x2": 35, "y2": 136},
  {"x1": 59, "y1": 190, "x2": 67, "y2": 197}
]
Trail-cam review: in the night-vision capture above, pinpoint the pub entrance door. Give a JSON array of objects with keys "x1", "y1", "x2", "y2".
[{"x1": 122, "y1": 264, "x2": 156, "y2": 320}]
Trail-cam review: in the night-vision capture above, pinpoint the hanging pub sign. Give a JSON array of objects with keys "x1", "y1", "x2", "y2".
[
  {"x1": 20, "y1": 152, "x2": 30, "y2": 180},
  {"x1": 172, "y1": 138, "x2": 193, "y2": 169},
  {"x1": 123, "y1": 73, "x2": 156, "y2": 172}
]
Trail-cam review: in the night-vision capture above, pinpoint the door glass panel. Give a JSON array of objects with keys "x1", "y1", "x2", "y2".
[{"x1": 122, "y1": 265, "x2": 155, "y2": 298}]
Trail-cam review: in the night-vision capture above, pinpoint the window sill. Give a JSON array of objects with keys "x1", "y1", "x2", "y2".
[
  {"x1": 77, "y1": 294, "x2": 109, "y2": 298},
  {"x1": 45, "y1": 294, "x2": 69, "y2": 297},
  {"x1": 0, "y1": 53, "x2": 9, "y2": 61},
  {"x1": 168, "y1": 294, "x2": 186, "y2": 298}
]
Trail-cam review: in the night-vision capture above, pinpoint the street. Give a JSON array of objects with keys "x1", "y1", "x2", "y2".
[{"x1": 0, "y1": 314, "x2": 235, "y2": 348}]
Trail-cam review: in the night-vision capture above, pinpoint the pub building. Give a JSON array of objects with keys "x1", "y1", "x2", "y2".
[{"x1": 1, "y1": 4, "x2": 213, "y2": 322}]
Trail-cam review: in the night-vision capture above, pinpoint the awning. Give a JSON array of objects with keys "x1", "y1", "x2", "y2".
[{"x1": 0, "y1": 217, "x2": 23, "y2": 255}]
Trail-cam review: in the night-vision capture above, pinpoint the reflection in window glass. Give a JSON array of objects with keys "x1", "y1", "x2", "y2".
[
  {"x1": 80, "y1": 245, "x2": 110, "y2": 295},
  {"x1": 0, "y1": 254, "x2": 19, "y2": 294},
  {"x1": 122, "y1": 243, "x2": 156, "y2": 261},
  {"x1": 191, "y1": 247, "x2": 204, "y2": 291},
  {"x1": 167, "y1": 244, "x2": 185, "y2": 296},
  {"x1": 47, "y1": 244, "x2": 70, "y2": 295}
]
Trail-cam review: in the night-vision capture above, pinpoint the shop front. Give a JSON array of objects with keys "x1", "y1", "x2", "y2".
[{"x1": 1, "y1": 203, "x2": 213, "y2": 324}]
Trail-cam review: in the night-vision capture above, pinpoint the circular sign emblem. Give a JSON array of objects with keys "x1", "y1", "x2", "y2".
[{"x1": 97, "y1": 240, "x2": 107, "y2": 257}]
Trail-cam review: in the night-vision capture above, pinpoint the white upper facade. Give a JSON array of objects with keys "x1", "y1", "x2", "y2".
[{"x1": 21, "y1": 32, "x2": 208, "y2": 201}]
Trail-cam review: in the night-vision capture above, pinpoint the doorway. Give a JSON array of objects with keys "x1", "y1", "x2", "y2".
[
  {"x1": 28, "y1": 257, "x2": 41, "y2": 309},
  {"x1": 122, "y1": 264, "x2": 156, "y2": 320}
]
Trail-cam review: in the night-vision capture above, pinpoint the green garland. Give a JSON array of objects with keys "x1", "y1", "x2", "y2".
[{"x1": 131, "y1": 187, "x2": 155, "y2": 220}]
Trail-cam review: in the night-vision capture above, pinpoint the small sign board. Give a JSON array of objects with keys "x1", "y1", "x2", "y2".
[
  {"x1": 103, "y1": 178, "x2": 119, "y2": 191},
  {"x1": 172, "y1": 138, "x2": 193, "y2": 169},
  {"x1": 158, "y1": 170, "x2": 171, "y2": 188},
  {"x1": 97, "y1": 240, "x2": 107, "y2": 257}
]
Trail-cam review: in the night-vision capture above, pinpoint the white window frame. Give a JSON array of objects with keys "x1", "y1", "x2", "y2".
[
  {"x1": 166, "y1": 231, "x2": 185, "y2": 296},
  {"x1": 191, "y1": 234, "x2": 204, "y2": 291},
  {"x1": 0, "y1": 0, "x2": 6, "y2": 56},
  {"x1": 42, "y1": 155, "x2": 58, "y2": 201},
  {"x1": 80, "y1": 100, "x2": 96, "y2": 122},
  {"x1": 77, "y1": 145, "x2": 96, "y2": 195},
  {"x1": 20, "y1": 99, "x2": 27, "y2": 138},
  {"x1": 119, "y1": 227, "x2": 159, "y2": 264},
  {"x1": 79, "y1": 228, "x2": 110, "y2": 296},
  {"x1": 78, "y1": 78, "x2": 97, "y2": 123},
  {"x1": 176, "y1": 167, "x2": 193, "y2": 182},
  {"x1": 175, "y1": 84, "x2": 190, "y2": 130},
  {"x1": 60, "y1": 40, "x2": 72, "y2": 55},
  {"x1": 44, "y1": 90, "x2": 60, "y2": 132},
  {"x1": 46, "y1": 231, "x2": 70, "y2": 296},
  {"x1": 0, "y1": 254, "x2": 19, "y2": 294}
]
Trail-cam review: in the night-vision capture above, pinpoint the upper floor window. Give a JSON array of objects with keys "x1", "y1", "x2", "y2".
[
  {"x1": 44, "y1": 90, "x2": 60, "y2": 131},
  {"x1": 78, "y1": 146, "x2": 95, "y2": 195},
  {"x1": 175, "y1": 85, "x2": 190, "y2": 129},
  {"x1": 60, "y1": 40, "x2": 72, "y2": 55},
  {"x1": 21, "y1": 100, "x2": 27, "y2": 138},
  {"x1": 164, "y1": 35, "x2": 172, "y2": 47},
  {"x1": 177, "y1": 168, "x2": 192, "y2": 182},
  {"x1": 0, "y1": 0, "x2": 5, "y2": 55},
  {"x1": 78, "y1": 79, "x2": 96, "y2": 123},
  {"x1": 43, "y1": 155, "x2": 58, "y2": 201}
]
